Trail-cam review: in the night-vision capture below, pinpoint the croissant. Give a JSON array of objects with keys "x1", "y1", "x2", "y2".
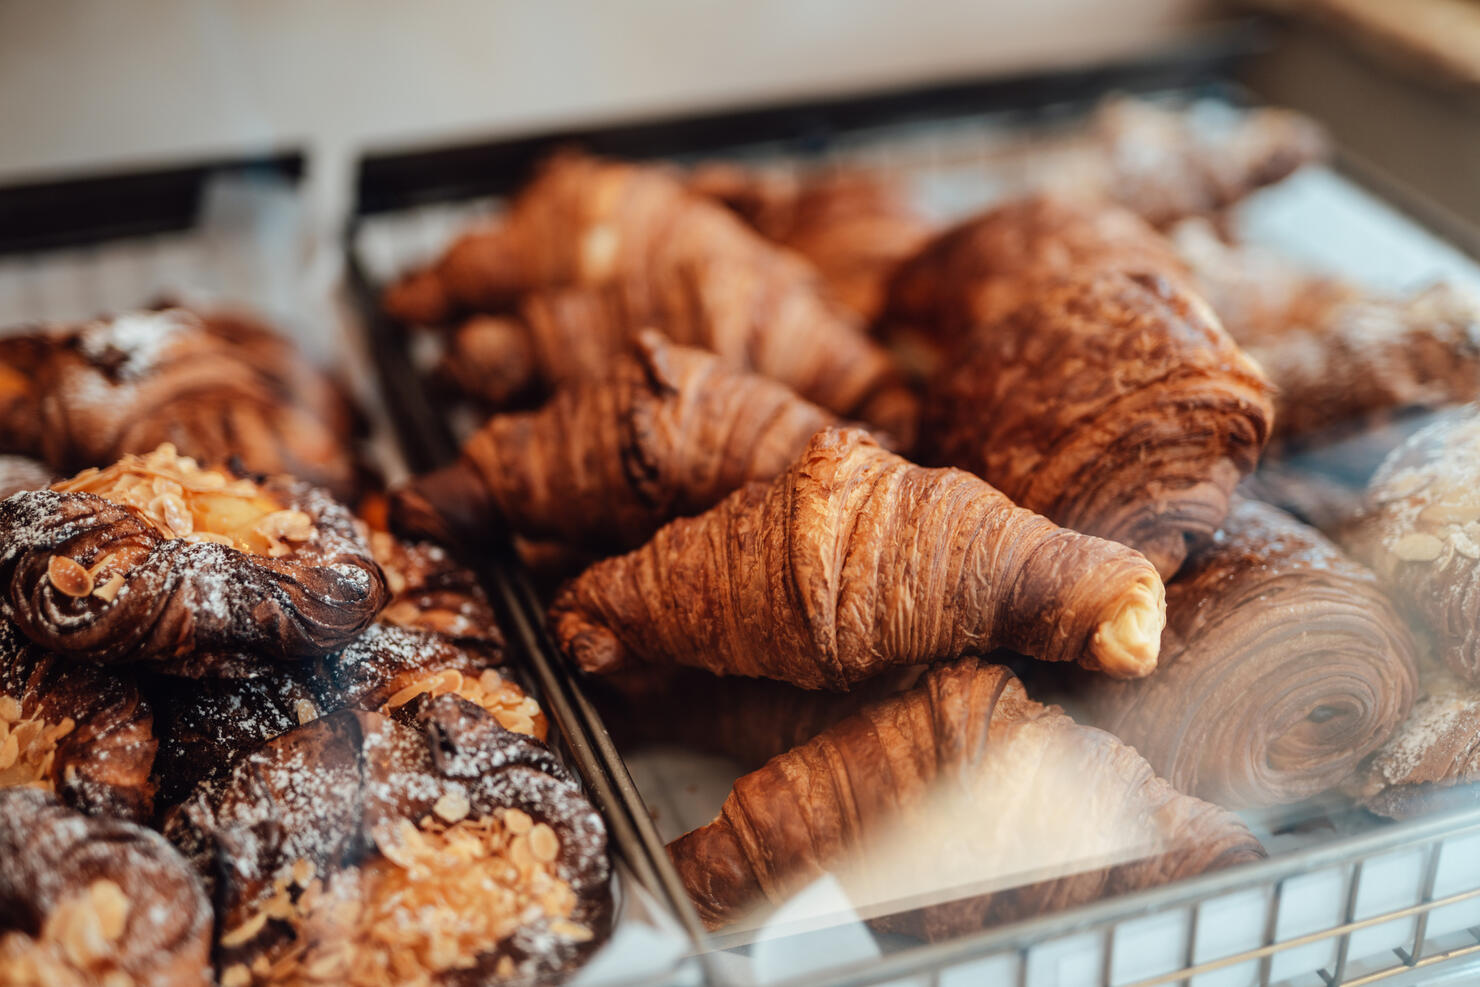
[
  {"x1": 1, "y1": 308, "x2": 364, "y2": 502},
  {"x1": 923, "y1": 269, "x2": 1273, "y2": 577},
  {"x1": 0, "y1": 788, "x2": 212, "y2": 986},
  {"x1": 164, "y1": 696, "x2": 609, "y2": 985},
  {"x1": 1, "y1": 620, "x2": 157, "y2": 821},
  {"x1": 884, "y1": 194, "x2": 1191, "y2": 360},
  {"x1": 395, "y1": 330, "x2": 842, "y2": 554},
  {"x1": 0, "y1": 445, "x2": 387, "y2": 667},
  {"x1": 551, "y1": 427, "x2": 1166, "y2": 688},
  {"x1": 1054, "y1": 96, "x2": 1326, "y2": 229},
  {"x1": 1047, "y1": 498, "x2": 1417, "y2": 808},
  {"x1": 687, "y1": 163, "x2": 933, "y2": 320},
  {"x1": 386, "y1": 154, "x2": 916, "y2": 436},
  {"x1": 1349, "y1": 408, "x2": 1480, "y2": 683},
  {"x1": 667, "y1": 658, "x2": 1263, "y2": 937}
]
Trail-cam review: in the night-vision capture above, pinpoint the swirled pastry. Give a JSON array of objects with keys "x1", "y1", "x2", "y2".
[
  {"x1": 0, "y1": 620, "x2": 157, "y2": 821},
  {"x1": 368, "y1": 531, "x2": 503, "y2": 656},
  {"x1": 1061, "y1": 498, "x2": 1418, "y2": 808},
  {"x1": 0, "y1": 788, "x2": 212, "y2": 986},
  {"x1": 164, "y1": 696, "x2": 608, "y2": 986},
  {"x1": 0, "y1": 445, "x2": 387, "y2": 667}
]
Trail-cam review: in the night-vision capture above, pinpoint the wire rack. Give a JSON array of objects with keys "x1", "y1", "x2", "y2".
[{"x1": 341, "y1": 45, "x2": 1480, "y2": 987}]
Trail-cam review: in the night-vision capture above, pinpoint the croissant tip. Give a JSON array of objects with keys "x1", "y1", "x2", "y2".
[{"x1": 1089, "y1": 573, "x2": 1166, "y2": 679}]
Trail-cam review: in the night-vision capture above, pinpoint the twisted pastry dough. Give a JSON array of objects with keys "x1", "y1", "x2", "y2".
[
  {"x1": 668, "y1": 658, "x2": 1262, "y2": 937},
  {"x1": 1066, "y1": 498, "x2": 1418, "y2": 808},
  {"x1": 924, "y1": 269, "x2": 1272, "y2": 577},
  {"x1": 0, "y1": 448, "x2": 386, "y2": 666},
  {"x1": 396, "y1": 331, "x2": 842, "y2": 553},
  {"x1": 1351, "y1": 408, "x2": 1480, "y2": 683},
  {"x1": 0, "y1": 788, "x2": 212, "y2": 986},
  {"x1": 551, "y1": 427, "x2": 1165, "y2": 688}
]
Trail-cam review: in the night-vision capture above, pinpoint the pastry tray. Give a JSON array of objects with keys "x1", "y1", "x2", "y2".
[
  {"x1": 341, "y1": 29, "x2": 1480, "y2": 987},
  {"x1": 0, "y1": 153, "x2": 698, "y2": 987}
]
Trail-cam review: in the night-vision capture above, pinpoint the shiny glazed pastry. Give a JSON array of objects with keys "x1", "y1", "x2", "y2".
[
  {"x1": 164, "y1": 696, "x2": 609, "y2": 986},
  {"x1": 667, "y1": 658, "x2": 1263, "y2": 938},
  {"x1": 0, "y1": 445, "x2": 387, "y2": 666},
  {"x1": 924, "y1": 269, "x2": 1273, "y2": 577},
  {"x1": 0, "y1": 620, "x2": 157, "y2": 821},
  {"x1": 0, "y1": 787, "x2": 212, "y2": 986},
  {"x1": 395, "y1": 330, "x2": 844, "y2": 554},
  {"x1": 1061, "y1": 498, "x2": 1419, "y2": 808},
  {"x1": 1351, "y1": 408, "x2": 1480, "y2": 683},
  {"x1": 551, "y1": 427, "x2": 1166, "y2": 687}
]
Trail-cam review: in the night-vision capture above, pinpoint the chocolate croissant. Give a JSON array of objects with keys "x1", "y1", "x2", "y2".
[
  {"x1": 687, "y1": 163, "x2": 934, "y2": 321},
  {"x1": 668, "y1": 658, "x2": 1263, "y2": 938},
  {"x1": 1, "y1": 308, "x2": 364, "y2": 502},
  {"x1": 0, "y1": 788, "x2": 212, "y2": 986},
  {"x1": 164, "y1": 696, "x2": 609, "y2": 985},
  {"x1": 386, "y1": 154, "x2": 916, "y2": 437},
  {"x1": 0, "y1": 445, "x2": 387, "y2": 667},
  {"x1": 1350, "y1": 408, "x2": 1480, "y2": 683},
  {"x1": 1, "y1": 620, "x2": 157, "y2": 821},
  {"x1": 395, "y1": 330, "x2": 842, "y2": 554},
  {"x1": 884, "y1": 194, "x2": 1191, "y2": 358},
  {"x1": 368, "y1": 530, "x2": 504, "y2": 656},
  {"x1": 1051, "y1": 498, "x2": 1418, "y2": 808},
  {"x1": 551, "y1": 427, "x2": 1166, "y2": 688},
  {"x1": 923, "y1": 269, "x2": 1273, "y2": 577}
]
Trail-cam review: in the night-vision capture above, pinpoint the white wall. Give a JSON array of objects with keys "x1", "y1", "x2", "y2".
[{"x1": 0, "y1": 0, "x2": 1212, "y2": 224}]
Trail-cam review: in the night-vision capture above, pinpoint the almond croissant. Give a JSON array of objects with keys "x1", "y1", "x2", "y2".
[
  {"x1": 668, "y1": 658, "x2": 1263, "y2": 938},
  {"x1": 385, "y1": 154, "x2": 916, "y2": 437},
  {"x1": 550, "y1": 427, "x2": 1166, "y2": 688},
  {"x1": 395, "y1": 330, "x2": 842, "y2": 554},
  {"x1": 1053, "y1": 498, "x2": 1418, "y2": 808},
  {"x1": 923, "y1": 269, "x2": 1273, "y2": 578}
]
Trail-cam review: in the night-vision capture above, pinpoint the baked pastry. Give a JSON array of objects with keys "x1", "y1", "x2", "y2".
[
  {"x1": 0, "y1": 308, "x2": 364, "y2": 502},
  {"x1": 687, "y1": 163, "x2": 933, "y2": 320},
  {"x1": 368, "y1": 530, "x2": 503, "y2": 655},
  {"x1": 551, "y1": 427, "x2": 1166, "y2": 688},
  {"x1": 667, "y1": 658, "x2": 1263, "y2": 938},
  {"x1": 0, "y1": 787, "x2": 212, "y2": 986},
  {"x1": 1, "y1": 620, "x2": 157, "y2": 821},
  {"x1": 923, "y1": 269, "x2": 1272, "y2": 577},
  {"x1": 164, "y1": 696, "x2": 609, "y2": 985},
  {"x1": 1347, "y1": 660, "x2": 1480, "y2": 818},
  {"x1": 1060, "y1": 96, "x2": 1327, "y2": 229},
  {"x1": 395, "y1": 330, "x2": 843, "y2": 554},
  {"x1": 1349, "y1": 408, "x2": 1480, "y2": 683},
  {"x1": 384, "y1": 154, "x2": 916, "y2": 438},
  {"x1": 1054, "y1": 498, "x2": 1418, "y2": 808},
  {"x1": 883, "y1": 194, "x2": 1191, "y2": 361},
  {"x1": 0, "y1": 456, "x2": 51, "y2": 499},
  {"x1": 0, "y1": 445, "x2": 387, "y2": 667}
]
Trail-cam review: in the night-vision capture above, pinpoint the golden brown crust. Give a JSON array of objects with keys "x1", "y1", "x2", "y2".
[
  {"x1": 0, "y1": 621, "x2": 157, "y2": 821},
  {"x1": 551, "y1": 427, "x2": 1166, "y2": 687},
  {"x1": 396, "y1": 331, "x2": 843, "y2": 554},
  {"x1": 0, "y1": 788, "x2": 212, "y2": 985},
  {"x1": 1064, "y1": 498, "x2": 1418, "y2": 808},
  {"x1": 923, "y1": 269, "x2": 1272, "y2": 578},
  {"x1": 0, "y1": 458, "x2": 387, "y2": 667},
  {"x1": 667, "y1": 659, "x2": 1263, "y2": 937},
  {"x1": 1351, "y1": 408, "x2": 1480, "y2": 683}
]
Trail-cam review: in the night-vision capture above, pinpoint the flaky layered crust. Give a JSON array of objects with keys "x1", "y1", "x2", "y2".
[
  {"x1": 1349, "y1": 665, "x2": 1480, "y2": 819},
  {"x1": 0, "y1": 621, "x2": 157, "y2": 821},
  {"x1": 0, "y1": 477, "x2": 386, "y2": 666},
  {"x1": 0, "y1": 788, "x2": 212, "y2": 985},
  {"x1": 551, "y1": 427, "x2": 1166, "y2": 687},
  {"x1": 924, "y1": 269, "x2": 1272, "y2": 577},
  {"x1": 1351, "y1": 409, "x2": 1480, "y2": 683},
  {"x1": 368, "y1": 531, "x2": 503, "y2": 656},
  {"x1": 397, "y1": 331, "x2": 842, "y2": 554},
  {"x1": 668, "y1": 659, "x2": 1262, "y2": 938},
  {"x1": 1066, "y1": 499, "x2": 1418, "y2": 808},
  {"x1": 163, "y1": 697, "x2": 608, "y2": 984}
]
